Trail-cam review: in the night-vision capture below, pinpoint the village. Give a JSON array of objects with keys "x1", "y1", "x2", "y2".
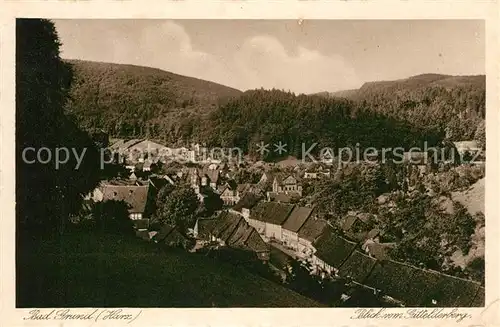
[{"x1": 83, "y1": 136, "x2": 485, "y2": 307}]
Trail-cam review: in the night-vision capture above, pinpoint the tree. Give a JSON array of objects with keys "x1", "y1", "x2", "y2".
[
  {"x1": 16, "y1": 19, "x2": 101, "y2": 232},
  {"x1": 474, "y1": 120, "x2": 486, "y2": 150},
  {"x1": 155, "y1": 186, "x2": 199, "y2": 231},
  {"x1": 91, "y1": 200, "x2": 134, "y2": 235},
  {"x1": 200, "y1": 188, "x2": 223, "y2": 217}
]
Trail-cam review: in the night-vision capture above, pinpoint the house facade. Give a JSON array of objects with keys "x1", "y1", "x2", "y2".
[
  {"x1": 281, "y1": 206, "x2": 314, "y2": 250},
  {"x1": 91, "y1": 181, "x2": 152, "y2": 221},
  {"x1": 272, "y1": 174, "x2": 303, "y2": 196},
  {"x1": 247, "y1": 202, "x2": 294, "y2": 241}
]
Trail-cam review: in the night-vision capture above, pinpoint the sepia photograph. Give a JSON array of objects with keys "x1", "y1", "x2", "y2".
[{"x1": 15, "y1": 18, "x2": 486, "y2": 310}]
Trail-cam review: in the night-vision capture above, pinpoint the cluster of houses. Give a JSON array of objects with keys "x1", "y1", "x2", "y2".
[
  {"x1": 83, "y1": 136, "x2": 485, "y2": 307},
  {"x1": 219, "y1": 197, "x2": 484, "y2": 307},
  {"x1": 107, "y1": 138, "x2": 229, "y2": 172}
]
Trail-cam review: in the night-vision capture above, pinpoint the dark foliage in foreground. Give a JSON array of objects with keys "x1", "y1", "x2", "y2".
[{"x1": 16, "y1": 19, "x2": 100, "y2": 231}]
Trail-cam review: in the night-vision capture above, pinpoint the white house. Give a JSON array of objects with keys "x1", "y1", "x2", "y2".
[{"x1": 248, "y1": 202, "x2": 294, "y2": 241}]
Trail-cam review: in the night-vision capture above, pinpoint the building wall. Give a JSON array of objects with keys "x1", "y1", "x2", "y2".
[
  {"x1": 92, "y1": 188, "x2": 104, "y2": 202},
  {"x1": 298, "y1": 237, "x2": 314, "y2": 255},
  {"x1": 265, "y1": 223, "x2": 282, "y2": 240},
  {"x1": 242, "y1": 208, "x2": 251, "y2": 219},
  {"x1": 247, "y1": 218, "x2": 266, "y2": 235},
  {"x1": 282, "y1": 230, "x2": 299, "y2": 249}
]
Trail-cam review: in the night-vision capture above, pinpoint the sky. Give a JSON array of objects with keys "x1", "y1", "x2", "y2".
[{"x1": 53, "y1": 19, "x2": 485, "y2": 93}]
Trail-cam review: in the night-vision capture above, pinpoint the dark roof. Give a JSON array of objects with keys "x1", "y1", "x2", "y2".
[
  {"x1": 251, "y1": 202, "x2": 294, "y2": 225},
  {"x1": 196, "y1": 218, "x2": 217, "y2": 239},
  {"x1": 297, "y1": 217, "x2": 328, "y2": 242},
  {"x1": 313, "y1": 229, "x2": 358, "y2": 268},
  {"x1": 227, "y1": 218, "x2": 254, "y2": 247},
  {"x1": 338, "y1": 250, "x2": 377, "y2": 284},
  {"x1": 341, "y1": 215, "x2": 358, "y2": 231},
  {"x1": 268, "y1": 192, "x2": 292, "y2": 203},
  {"x1": 135, "y1": 229, "x2": 150, "y2": 240},
  {"x1": 121, "y1": 138, "x2": 143, "y2": 149},
  {"x1": 198, "y1": 212, "x2": 268, "y2": 254},
  {"x1": 133, "y1": 219, "x2": 150, "y2": 230},
  {"x1": 101, "y1": 184, "x2": 150, "y2": 213},
  {"x1": 365, "y1": 242, "x2": 395, "y2": 261},
  {"x1": 202, "y1": 169, "x2": 219, "y2": 184},
  {"x1": 364, "y1": 260, "x2": 441, "y2": 306},
  {"x1": 244, "y1": 230, "x2": 269, "y2": 253},
  {"x1": 282, "y1": 206, "x2": 313, "y2": 232},
  {"x1": 154, "y1": 225, "x2": 175, "y2": 242},
  {"x1": 427, "y1": 273, "x2": 482, "y2": 307},
  {"x1": 233, "y1": 193, "x2": 261, "y2": 212},
  {"x1": 211, "y1": 211, "x2": 243, "y2": 242},
  {"x1": 237, "y1": 183, "x2": 251, "y2": 193},
  {"x1": 469, "y1": 287, "x2": 485, "y2": 307},
  {"x1": 274, "y1": 174, "x2": 299, "y2": 185},
  {"x1": 164, "y1": 229, "x2": 190, "y2": 247}
]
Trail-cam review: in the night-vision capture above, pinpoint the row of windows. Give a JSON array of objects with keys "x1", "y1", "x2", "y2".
[{"x1": 129, "y1": 213, "x2": 142, "y2": 220}]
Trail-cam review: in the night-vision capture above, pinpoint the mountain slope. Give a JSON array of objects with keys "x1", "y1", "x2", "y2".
[
  {"x1": 325, "y1": 74, "x2": 485, "y2": 141},
  {"x1": 64, "y1": 59, "x2": 242, "y2": 139}
]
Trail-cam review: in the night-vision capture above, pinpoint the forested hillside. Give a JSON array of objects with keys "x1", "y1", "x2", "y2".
[
  {"x1": 207, "y1": 89, "x2": 442, "y2": 158},
  {"x1": 64, "y1": 59, "x2": 242, "y2": 143},
  {"x1": 327, "y1": 74, "x2": 485, "y2": 141},
  {"x1": 64, "y1": 60, "x2": 483, "y2": 151}
]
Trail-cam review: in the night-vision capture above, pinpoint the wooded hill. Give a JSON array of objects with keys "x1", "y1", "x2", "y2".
[
  {"x1": 64, "y1": 59, "x2": 242, "y2": 144},
  {"x1": 326, "y1": 74, "x2": 486, "y2": 141},
  {"x1": 64, "y1": 60, "x2": 484, "y2": 150}
]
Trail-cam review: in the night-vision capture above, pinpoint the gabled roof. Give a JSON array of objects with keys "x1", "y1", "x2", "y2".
[
  {"x1": 227, "y1": 218, "x2": 254, "y2": 247},
  {"x1": 244, "y1": 229, "x2": 269, "y2": 253},
  {"x1": 469, "y1": 287, "x2": 485, "y2": 307},
  {"x1": 201, "y1": 169, "x2": 219, "y2": 184},
  {"x1": 452, "y1": 140, "x2": 479, "y2": 151},
  {"x1": 268, "y1": 192, "x2": 293, "y2": 203},
  {"x1": 338, "y1": 250, "x2": 377, "y2": 284},
  {"x1": 101, "y1": 184, "x2": 150, "y2": 213},
  {"x1": 365, "y1": 260, "x2": 440, "y2": 306},
  {"x1": 282, "y1": 206, "x2": 313, "y2": 232},
  {"x1": 297, "y1": 216, "x2": 328, "y2": 242},
  {"x1": 110, "y1": 139, "x2": 126, "y2": 150},
  {"x1": 313, "y1": 228, "x2": 358, "y2": 268},
  {"x1": 210, "y1": 211, "x2": 243, "y2": 242},
  {"x1": 233, "y1": 193, "x2": 261, "y2": 212},
  {"x1": 133, "y1": 219, "x2": 150, "y2": 230},
  {"x1": 364, "y1": 241, "x2": 395, "y2": 261},
  {"x1": 128, "y1": 139, "x2": 167, "y2": 152},
  {"x1": 426, "y1": 272, "x2": 482, "y2": 307},
  {"x1": 154, "y1": 225, "x2": 189, "y2": 246},
  {"x1": 236, "y1": 183, "x2": 251, "y2": 193},
  {"x1": 250, "y1": 202, "x2": 294, "y2": 225},
  {"x1": 121, "y1": 139, "x2": 143, "y2": 149},
  {"x1": 341, "y1": 215, "x2": 359, "y2": 231},
  {"x1": 197, "y1": 212, "x2": 268, "y2": 254},
  {"x1": 195, "y1": 218, "x2": 217, "y2": 239}
]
